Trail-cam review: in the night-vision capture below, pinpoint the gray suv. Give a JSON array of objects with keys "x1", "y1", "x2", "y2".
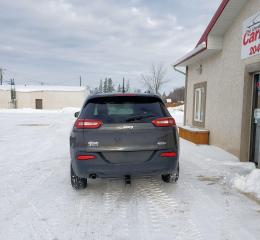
[{"x1": 70, "y1": 93, "x2": 179, "y2": 189}]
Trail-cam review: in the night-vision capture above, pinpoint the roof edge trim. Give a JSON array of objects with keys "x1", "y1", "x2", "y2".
[
  {"x1": 196, "y1": 0, "x2": 230, "y2": 47},
  {"x1": 174, "y1": 42, "x2": 207, "y2": 67}
]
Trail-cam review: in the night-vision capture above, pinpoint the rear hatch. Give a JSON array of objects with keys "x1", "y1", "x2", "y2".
[{"x1": 76, "y1": 95, "x2": 177, "y2": 164}]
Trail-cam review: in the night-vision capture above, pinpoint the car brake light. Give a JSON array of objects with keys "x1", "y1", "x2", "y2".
[
  {"x1": 74, "y1": 119, "x2": 102, "y2": 129},
  {"x1": 152, "y1": 117, "x2": 176, "y2": 127},
  {"x1": 160, "y1": 152, "x2": 177, "y2": 157},
  {"x1": 77, "y1": 155, "x2": 96, "y2": 160}
]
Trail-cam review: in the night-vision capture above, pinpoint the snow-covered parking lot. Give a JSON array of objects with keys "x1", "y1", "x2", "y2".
[{"x1": 1, "y1": 109, "x2": 260, "y2": 240}]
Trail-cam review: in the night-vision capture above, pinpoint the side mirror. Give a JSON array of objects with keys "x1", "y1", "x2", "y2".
[{"x1": 74, "y1": 111, "x2": 80, "y2": 118}]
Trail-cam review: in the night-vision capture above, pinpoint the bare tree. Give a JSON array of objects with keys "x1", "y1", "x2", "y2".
[
  {"x1": 168, "y1": 87, "x2": 185, "y2": 102},
  {"x1": 141, "y1": 63, "x2": 168, "y2": 94}
]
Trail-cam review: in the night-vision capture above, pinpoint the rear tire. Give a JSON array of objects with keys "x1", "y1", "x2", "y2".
[
  {"x1": 162, "y1": 163, "x2": 179, "y2": 183},
  {"x1": 71, "y1": 165, "x2": 87, "y2": 190}
]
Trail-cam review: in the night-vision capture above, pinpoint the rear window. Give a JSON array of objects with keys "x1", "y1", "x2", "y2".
[{"x1": 80, "y1": 96, "x2": 169, "y2": 124}]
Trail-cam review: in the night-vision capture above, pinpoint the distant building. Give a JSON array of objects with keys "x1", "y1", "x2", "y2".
[
  {"x1": 174, "y1": 0, "x2": 260, "y2": 165},
  {"x1": 0, "y1": 85, "x2": 87, "y2": 109}
]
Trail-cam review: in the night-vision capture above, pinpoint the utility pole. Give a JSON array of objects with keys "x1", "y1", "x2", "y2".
[
  {"x1": 0, "y1": 68, "x2": 4, "y2": 85},
  {"x1": 122, "y1": 77, "x2": 125, "y2": 93},
  {"x1": 10, "y1": 78, "x2": 17, "y2": 108},
  {"x1": 80, "y1": 76, "x2": 82, "y2": 86}
]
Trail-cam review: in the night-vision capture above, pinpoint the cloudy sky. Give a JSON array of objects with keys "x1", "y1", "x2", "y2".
[{"x1": 0, "y1": 0, "x2": 221, "y2": 93}]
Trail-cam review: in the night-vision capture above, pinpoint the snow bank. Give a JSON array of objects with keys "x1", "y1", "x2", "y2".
[
  {"x1": 168, "y1": 104, "x2": 184, "y2": 112},
  {"x1": 181, "y1": 139, "x2": 260, "y2": 200},
  {"x1": 0, "y1": 107, "x2": 80, "y2": 114},
  {"x1": 60, "y1": 107, "x2": 80, "y2": 113},
  {"x1": 179, "y1": 125, "x2": 209, "y2": 132},
  {"x1": 0, "y1": 85, "x2": 86, "y2": 92},
  {"x1": 232, "y1": 169, "x2": 260, "y2": 200},
  {"x1": 168, "y1": 105, "x2": 184, "y2": 125}
]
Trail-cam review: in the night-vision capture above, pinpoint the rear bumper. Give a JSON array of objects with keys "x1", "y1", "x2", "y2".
[{"x1": 70, "y1": 149, "x2": 179, "y2": 178}]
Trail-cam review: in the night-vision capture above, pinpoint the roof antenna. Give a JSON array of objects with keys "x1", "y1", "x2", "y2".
[{"x1": 122, "y1": 77, "x2": 125, "y2": 93}]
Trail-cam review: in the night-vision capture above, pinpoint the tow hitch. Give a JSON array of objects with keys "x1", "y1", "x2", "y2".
[{"x1": 124, "y1": 175, "x2": 131, "y2": 185}]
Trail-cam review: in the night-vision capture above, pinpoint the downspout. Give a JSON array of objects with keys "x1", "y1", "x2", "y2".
[{"x1": 173, "y1": 65, "x2": 187, "y2": 126}]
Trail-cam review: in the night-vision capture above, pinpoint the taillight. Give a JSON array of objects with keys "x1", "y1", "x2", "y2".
[
  {"x1": 74, "y1": 119, "x2": 102, "y2": 129},
  {"x1": 152, "y1": 117, "x2": 176, "y2": 127},
  {"x1": 77, "y1": 155, "x2": 96, "y2": 160},
  {"x1": 160, "y1": 152, "x2": 177, "y2": 157}
]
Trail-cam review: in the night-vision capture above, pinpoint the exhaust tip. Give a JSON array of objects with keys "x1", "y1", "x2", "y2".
[{"x1": 89, "y1": 174, "x2": 97, "y2": 179}]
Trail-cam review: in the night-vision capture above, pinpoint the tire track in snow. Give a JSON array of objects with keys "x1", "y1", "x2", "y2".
[
  {"x1": 72, "y1": 191, "x2": 98, "y2": 239},
  {"x1": 27, "y1": 202, "x2": 57, "y2": 240},
  {"x1": 136, "y1": 176, "x2": 203, "y2": 240},
  {"x1": 128, "y1": 182, "x2": 150, "y2": 240},
  {"x1": 64, "y1": 180, "x2": 108, "y2": 240},
  {"x1": 102, "y1": 179, "x2": 130, "y2": 240},
  {"x1": 219, "y1": 187, "x2": 235, "y2": 240},
  {"x1": 116, "y1": 185, "x2": 131, "y2": 240},
  {"x1": 83, "y1": 183, "x2": 109, "y2": 240},
  {"x1": 134, "y1": 177, "x2": 180, "y2": 239},
  {"x1": 103, "y1": 179, "x2": 122, "y2": 214},
  {"x1": 170, "y1": 177, "x2": 204, "y2": 240}
]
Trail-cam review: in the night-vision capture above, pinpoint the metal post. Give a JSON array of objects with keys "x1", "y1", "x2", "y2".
[
  {"x1": 258, "y1": 122, "x2": 260, "y2": 168},
  {"x1": 122, "y1": 78, "x2": 125, "y2": 93}
]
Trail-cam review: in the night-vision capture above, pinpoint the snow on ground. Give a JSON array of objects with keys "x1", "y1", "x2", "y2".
[
  {"x1": 0, "y1": 110, "x2": 260, "y2": 240},
  {"x1": 169, "y1": 106, "x2": 260, "y2": 202}
]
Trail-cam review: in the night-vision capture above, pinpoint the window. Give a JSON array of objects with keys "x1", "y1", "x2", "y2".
[
  {"x1": 81, "y1": 96, "x2": 169, "y2": 124},
  {"x1": 193, "y1": 82, "x2": 207, "y2": 126},
  {"x1": 35, "y1": 99, "x2": 43, "y2": 109}
]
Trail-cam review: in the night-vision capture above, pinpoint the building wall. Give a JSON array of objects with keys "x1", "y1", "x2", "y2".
[
  {"x1": 0, "y1": 90, "x2": 11, "y2": 108},
  {"x1": 185, "y1": 0, "x2": 260, "y2": 159},
  {"x1": 0, "y1": 90, "x2": 86, "y2": 109},
  {"x1": 16, "y1": 91, "x2": 86, "y2": 109}
]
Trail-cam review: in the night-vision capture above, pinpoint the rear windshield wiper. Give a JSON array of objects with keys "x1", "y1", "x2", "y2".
[{"x1": 126, "y1": 114, "x2": 155, "y2": 122}]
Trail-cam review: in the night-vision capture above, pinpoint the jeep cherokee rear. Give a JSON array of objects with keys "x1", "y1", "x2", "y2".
[{"x1": 70, "y1": 93, "x2": 179, "y2": 189}]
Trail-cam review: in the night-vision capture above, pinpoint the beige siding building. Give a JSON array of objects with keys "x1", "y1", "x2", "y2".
[
  {"x1": 174, "y1": 0, "x2": 260, "y2": 165},
  {"x1": 0, "y1": 85, "x2": 87, "y2": 109}
]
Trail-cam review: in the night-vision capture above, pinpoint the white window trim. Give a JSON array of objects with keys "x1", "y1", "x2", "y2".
[{"x1": 194, "y1": 87, "x2": 204, "y2": 122}]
